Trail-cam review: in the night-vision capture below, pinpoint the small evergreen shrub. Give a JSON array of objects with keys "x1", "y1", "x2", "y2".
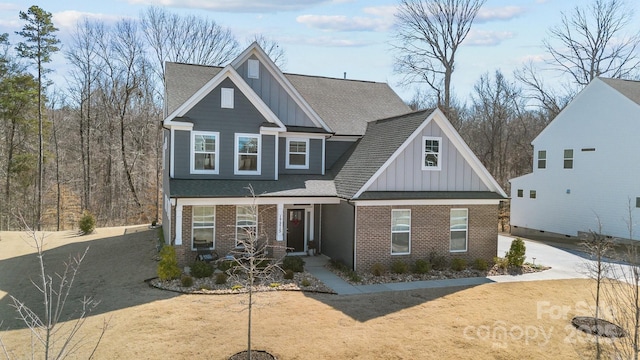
[
  {"x1": 371, "y1": 263, "x2": 386, "y2": 276},
  {"x1": 494, "y1": 256, "x2": 508, "y2": 270},
  {"x1": 190, "y1": 260, "x2": 214, "y2": 278},
  {"x1": 157, "y1": 246, "x2": 181, "y2": 281},
  {"x1": 348, "y1": 271, "x2": 362, "y2": 283},
  {"x1": 301, "y1": 278, "x2": 311, "y2": 287},
  {"x1": 413, "y1": 259, "x2": 432, "y2": 274},
  {"x1": 282, "y1": 256, "x2": 305, "y2": 273},
  {"x1": 215, "y1": 272, "x2": 228, "y2": 285},
  {"x1": 78, "y1": 211, "x2": 96, "y2": 235},
  {"x1": 429, "y1": 252, "x2": 448, "y2": 270},
  {"x1": 218, "y1": 260, "x2": 235, "y2": 273},
  {"x1": 506, "y1": 238, "x2": 526, "y2": 267},
  {"x1": 391, "y1": 260, "x2": 409, "y2": 274},
  {"x1": 180, "y1": 275, "x2": 193, "y2": 287},
  {"x1": 473, "y1": 258, "x2": 489, "y2": 271},
  {"x1": 284, "y1": 269, "x2": 295, "y2": 280},
  {"x1": 451, "y1": 258, "x2": 467, "y2": 271}
]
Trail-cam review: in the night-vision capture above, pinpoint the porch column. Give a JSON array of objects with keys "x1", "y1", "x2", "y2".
[
  {"x1": 175, "y1": 203, "x2": 183, "y2": 245},
  {"x1": 276, "y1": 203, "x2": 284, "y2": 241}
]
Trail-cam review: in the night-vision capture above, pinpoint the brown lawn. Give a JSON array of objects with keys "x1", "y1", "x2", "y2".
[{"x1": 0, "y1": 227, "x2": 612, "y2": 359}]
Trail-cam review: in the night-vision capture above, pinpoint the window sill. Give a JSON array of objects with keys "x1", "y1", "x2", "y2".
[{"x1": 391, "y1": 252, "x2": 411, "y2": 256}]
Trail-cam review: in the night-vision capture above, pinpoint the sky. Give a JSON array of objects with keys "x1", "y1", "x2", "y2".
[{"x1": 0, "y1": 0, "x2": 638, "y2": 104}]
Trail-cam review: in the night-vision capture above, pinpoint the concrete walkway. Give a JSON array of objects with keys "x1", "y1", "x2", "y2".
[{"x1": 305, "y1": 235, "x2": 601, "y2": 295}]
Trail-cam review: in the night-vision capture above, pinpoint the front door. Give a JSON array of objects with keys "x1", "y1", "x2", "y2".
[{"x1": 287, "y1": 209, "x2": 305, "y2": 252}]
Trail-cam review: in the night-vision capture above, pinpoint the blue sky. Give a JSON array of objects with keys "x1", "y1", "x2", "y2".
[{"x1": 0, "y1": 0, "x2": 638, "y2": 103}]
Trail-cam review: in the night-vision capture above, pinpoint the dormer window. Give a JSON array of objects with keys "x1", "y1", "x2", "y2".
[
  {"x1": 235, "y1": 133, "x2": 261, "y2": 175},
  {"x1": 191, "y1": 131, "x2": 219, "y2": 174},
  {"x1": 286, "y1": 138, "x2": 309, "y2": 169},
  {"x1": 422, "y1": 136, "x2": 442, "y2": 171},
  {"x1": 248, "y1": 59, "x2": 259, "y2": 79},
  {"x1": 221, "y1": 88, "x2": 234, "y2": 109}
]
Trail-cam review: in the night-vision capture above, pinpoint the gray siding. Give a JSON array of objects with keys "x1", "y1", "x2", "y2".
[
  {"x1": 278, "y1": 137, "x2": 323, "y2": 175},
  {"x1": 173, "y1": 78, "x2": 276, "y2": 180},
  {"x1": 321, "y1": 201, "x2": 355, "y2": 269},
  {"x1": 162, "y1": 129, "x2": 171, "y2": 244},
  {"x1": 325, "y1": 139, "x2": 356, "y2": 170},
  {"x1": 236, "y1": 56, "x2": 316, "y2": 128},
  {"x1": 368, "y1": 121, "x2": 489, "y2": 192}
]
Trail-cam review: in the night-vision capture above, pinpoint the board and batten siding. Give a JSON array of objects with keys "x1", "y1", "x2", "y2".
[
  {"x1": 172, "y1": 78, "x2": 276, "y2": 180},
  {"x1": 368, "y1": 121, "x2": 489, "y2": 192},
  {"x1": 278, "y1": 138, "x2": 323, "y2": 175},
  {"x1": 321, "y1": 200, "x2": 355, "y2": 269},
  {"x1": 236, "y1": 56, "x2": 315, "y2": 128},
  {"x1": 325, "y1": 139, "x2": 356, "y2": 170}
]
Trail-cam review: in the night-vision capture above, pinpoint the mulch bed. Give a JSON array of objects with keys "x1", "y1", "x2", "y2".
[
  {"x1": 572, "y1": 316, "x2": 626, "y2": 338},
  {"x1": 229, "y1": 350, "x2": 276, "y2": 360}
]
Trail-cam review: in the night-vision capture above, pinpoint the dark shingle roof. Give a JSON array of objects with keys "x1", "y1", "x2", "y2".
[
  {"x1": 599, "y1": 77, "x2": 640, "y2": 106},
  {"x1": 357, "y1": 191, "x2": 506, "y2": 200},
  {"x1": 165, "y1": 62, "x2": 222, "y2": 115},
  {"x1": 334, "y1": 109, "x2": 434, "y2": 199}
]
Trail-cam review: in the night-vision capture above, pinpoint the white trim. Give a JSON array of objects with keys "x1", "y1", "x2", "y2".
[
  {"x1": 321, "y1": 137, "x2": 326, "y2": 176},
  {"x1": 170, "y1": 128, "x2": 176, "y2": 178},
  {"x1": 391, "y1": 209, "x2": 411, "y2": 255},
  {"x1": 190, "y1": 131, "x2": 220, "y2": 174},
  {"x1": 282, "y1": 132, "x2": 328, "y2": 140},
  {"x1": 230, "y1": 42, "x2": 332, "y2": 133},
  {"x1": 449, "y1": 208, "x2": 468, "y2": 253},
  {"x1": 175, "y1": 203, "x2": 183, "y2": 245},
  {"x1": 176, "y1": 197, "x2": 340, "y2": 206},
  {"x1": 260, "y1": 128, "x2": 284, "y2": 135},
  {"x1": 235, "y1": 205, "x2": 258, "y2": 248},
  {"x1": 421, "y1": 136, "x2": 442, "y2": 171},
  {"x1": 162, "y1": 135, "x2": 167, "y2": 171},
  {"x1": 276, "y1": 203, "x2": 284, "y2": 241},
  {"x1": 192, "y1": 205, "x2": 216, "y2": 250},
  {"x1": 274, "y1": 134, "x2": 279, "y2": 180},
  {"x1": 247, "y1": 59, "x2": 259, "y2": 79},
  {"x1": 164, "y1": 120, "x2": 193, "y2": 130},
  {"x1": 284, "y1": 204, "x2": 314, "y2": 252},
  {"x1": 221, "y1": 87, "x2": 234, "y2": 109},
  {"x1": 353, "y1": 199, "x2": 501, "y2": 206},
  {"x1": 234, "y1": 133, "x2": 261, "y2": 175},
  {"x1": 353, "y1": 204, "x2": 358, "y2": 271},
  {"x1": 285, "y1": 137, "x2": 309, "y2": 170}
]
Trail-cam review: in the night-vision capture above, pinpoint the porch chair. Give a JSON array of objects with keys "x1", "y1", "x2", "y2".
[{"x1": 194, "y1": 241, "x2": 219, "y2": 263}]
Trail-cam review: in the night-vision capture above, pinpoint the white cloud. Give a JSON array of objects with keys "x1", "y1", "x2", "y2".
[
  {"x1": 126, "y1": 0, "x2": 331, "y2": 13},
  {"x1": 281, "y1": 35, "x2": 369, "y2": 47},
  {"x1": 475, "y1": 6, "x2": 526, "y2": 23},
  {"x1": 464, "y1": 30, "x2": 514, "y2": 46},
  {"x1": 296, "y1": 5, "x2": 396, "y2": 32},
  {"x1": 53, "y1": 10, "x2": 125, "y2": 31},
  {"x1": 0, "y1": 3, "x2": 20, "y2": 12}
]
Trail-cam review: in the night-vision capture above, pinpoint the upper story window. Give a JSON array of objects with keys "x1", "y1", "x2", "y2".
[
  {"x1": 236, "y1": 205, "x2": 258, "y2": 247},
  {"x1": 422, "y1": 136, "x2": 442, "y2": 171},
  {"x1": 235, "y1": 133, "x2": 261, "y2": 175},
  {"x1": 537, "y1": 150, "x2": 546, "y2": 169},
  {"x1": 191, "y1": 131, "x2": 219, "y2": 174},
  {"x1": 517, "y1": 189, "x2": 523, "y2": 198},
  {"x1": 450, "y1": 208, "x2": 468, "y2": 252},
  {"x1": 221, "y1": 88, "x2": 234, "y2": 109},
  {"x1": 192, "y1": 206, "x2": 215, "y2": 250},
  {"x1": 248, "y1": 59, "x2": 259, "y2": 79},
  {"x1": 564, "y1": 149, "x2": 573, "y2": 169},
  {"x1": 286, "y1": 138, "x2": 309, "y2": 169},
  {"x1": 391, "y1": 209, "x2": 411, "y2": 255},
  {"x1": 530, "y1": 190, "x2": 537, "y2": 199}
]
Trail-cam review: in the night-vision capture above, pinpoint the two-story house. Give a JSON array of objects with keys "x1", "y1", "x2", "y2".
[
  {"x1": 162, "y1": 42, "x2": 506, "y2": 271},
  {"x1": 510, "y1": 77, "x2": 640, "y2": 241}
]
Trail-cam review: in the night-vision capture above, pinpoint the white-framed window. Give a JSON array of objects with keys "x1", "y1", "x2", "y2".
[
  {"x1": 517, "y1": 189, "x2": 523, "y2": 197},
  {"x1": 564, "y1": 149, "x2": 573, "y2": 169},
  {"x1": 235, "y1": 133, "x2": 261, "y2": 175},
  {"x1": 391, "y1": 209, "x2": 411, "y2": 255},
  {"x1": 236, "y1": 205, "x2": 258, "y2": 247},
  {"x1": 191, "y1": 131, "x2": 219, "y2": 174},
  {"x1": 537, "y1": 150, "x2": 546, "y2": 169},
  {"x1": 192, "y1": 206, "x2": 215, "y2": 250},
  {"x1": 422, "y1": 136, "x2": 442, "y2": 170},
  {"x1": 450, "y1": 208, "x2": 468, "y2": 252},
  {"x1": 221, "y1": 87, "x2": 234, "y2": 109},
  {"x1": 286, "y1": 138, "x2": 309, "y2": 169},
  {"x1": 248, "y1": 59, "x2": 259, "y2": 79}
]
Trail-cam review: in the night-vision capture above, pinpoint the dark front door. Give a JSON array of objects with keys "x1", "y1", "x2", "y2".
[{"x1": 287, "y1": 209, "x2": 305, "y2": 252}]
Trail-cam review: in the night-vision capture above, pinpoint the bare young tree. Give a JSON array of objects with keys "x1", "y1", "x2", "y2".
[
  {"x1": 544, "y1": 0, "x2": 640, "y2": 86},
  {"x1": 393, "y1": 0, "x2": 486, "y2": 119},
  {"x1": 249, "y1": 34, "x2": 286, "y2": 69}
]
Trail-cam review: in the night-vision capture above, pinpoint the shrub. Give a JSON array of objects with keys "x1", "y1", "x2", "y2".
[
  {"x1": 269, "y1": 282, "x2": 281, "y2": 288},
  {"x1": 391, "y1": 260, "x2": 409, "y2": 274},
  {"x1": 215, "y1": 272, "x2": 228, "y2": 285},
  {"x1": 282, "y1": 256, "x2": 305, "y2": 273},
  {"x1": 413, "y1": 259, "x2": 432, "y2": 274},
  {"x1": 283, "y1": 269, "x2": 295, "y2": 280},
  {"x1": 231, "y1": 284, "x2": 243, "y2": 291},
  {"x1": 429, "y1": 252, "x2": 448, "y2": 270},
  {"x1": 301, "y1": 278, "x2": 311, "y2": 287},
  {"x1": 180, "y1": 275, "x2": 193, "y2": 287},
  {"x1": 451, "y1": 258, "x2": 467, "y2": 271},
  {"x1": 371, "y1": 263, "x2": 386, "y2": 276},
  {"x1": 78, "y1": 211, "x2": 96, "y2": 235},
  {"x1": 190, "y1": 260, "x2": 214, "y2": 278},
  {"x1": 505, "y1": 238, "x2": 526, "y2": 267},
  {"x1": 218, "y1": 260, "x2": 235, "y2": 273},
  {"x1": 494, "y1": 256, "x2": 508, "y2": 270},
  {"x1": 473, "y1": 258, "x2": 489, "y2": 271},
  {"x1": 157, "y1": 246, "x2": 181, "y2": 281},
  {"x1": 329, "y1": 259, "x2": 350, "y2": 272},
  {"x1": 348, "y1": 271, "x2": 362, "y2": 283}
]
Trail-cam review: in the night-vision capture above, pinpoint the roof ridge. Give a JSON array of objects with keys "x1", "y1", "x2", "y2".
[
  {"x1": 368, "y1": 108, "x2": 433, "y2": 124},
  {"x1": 284, "y1": 72, "x2": 386, "y2": 84},
  {"x1": 166, "y1": 61, "x2": 224, "y2": 69}
]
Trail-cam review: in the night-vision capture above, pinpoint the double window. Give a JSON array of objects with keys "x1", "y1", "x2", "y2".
[
  {"x1": 391, "y1": 209, "x2": 411, "y2": 255},
  {"x1": 450, "y1": 208, "x2": 468, "y2": 252},
  {"x1": 236, "y1": 205, "x2": 258, "y2": 247},
  {"x1": 235, "y1": 134, "x2": 261, "y2": 175},
  {"x1": 192, "y1": 206, "x2": 215, "y2": 249},
  {"x1": 286, "y1": 138, "x2": 309, "y2": 169},
  {"x1": 422, "y1": 136, "x2": 441, "y2": 170},
  {"x1": 191, "y1": 131, "x2": 219, "y2": 174}
]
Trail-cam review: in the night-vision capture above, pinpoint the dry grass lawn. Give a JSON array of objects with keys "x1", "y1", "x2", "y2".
[{"x1": 0, "y1": 227, "x2": 613, "y2": 359}]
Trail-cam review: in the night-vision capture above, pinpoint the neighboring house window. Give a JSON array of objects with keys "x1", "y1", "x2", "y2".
[
  {"x1": 236, "y1": 205, "x2": 258, "y2": 247},
  {"x1": 564, "y1": 149, "x2": 573, "y2": 169},
  {"x1": 636, "y1": 197, "x2": 640, "y2": 208},
  {"x1": 537, "y1": 150, "x2": 546, "y2": 169},
  {"x1": 450, "y1": 208, "x2": 468, "y2": 252},
  {"x1": 221, "y1": 88, "x2": 234, "y2": 109},
  {"x1": 422, "y1": 136, "x2": 442, "y2": 170},
  {"x1": 192, "y1": 206, "x2": 215, "y2": 250},
  {"x1": 391, "y1": 209, "x2": 411, "y2": 255},
  {"x1": 517, "y1": 189, "x2": 523, "y2": 198},
  {"x1": 286, "y1": 138, "x2": 309, "y2": 169},
  {"x1": 235, "y1": 134, "x2": 261, "y2": 175},
  {"x1": 191, "y1": 131, "x2": 219, "y2": 174},
  {"x1": 530, "y1": 190, "x2": 537, "y2": 199},
  {"x1": 248, "y1": 59, "x2": 259, "y2": 79}
]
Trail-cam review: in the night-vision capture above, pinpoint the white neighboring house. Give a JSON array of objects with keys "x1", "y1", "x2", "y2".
[{"x1": 510, "y1": 77, "x2": 640, "y2": 241}]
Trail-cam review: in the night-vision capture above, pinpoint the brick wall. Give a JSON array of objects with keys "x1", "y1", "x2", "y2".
[{"x1": 355, "y1": 204, "x2": 498, "y2": 272}]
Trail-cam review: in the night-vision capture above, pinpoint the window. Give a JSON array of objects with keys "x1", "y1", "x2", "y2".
[
  {"x1": 192, "y1": 206, "x2": 215, "y2": 249},
  {"x1": 221, "y1": 88, "x2": 234, "y2": 109},
  {"x1": 564, "y1": 149, "x2": 573, "y2": 169},
  {"x1": 248, "y1": 59, "x2": 259, "y2": 79},
  {"x1": 517, "y1": 189, "x2": 523, "y2": 198},
  {"x1": 530, "y1": 190, "x2": 537, "y2": 199},
  {"x1": 191, "y1": 131, "x2": 219, "y2": 174},
  {"x1": 236, "y1": 205, "x2": 258, "y2": 247},
  {"x1": 537, "y1": 150, "x2": 546, "y2": 169},
  {"x1": 391, "y1": 209, "x2": 411, "y2": 254},
  {"x1": 286, "y1": 138, "x2": 309, "y2": 169},
  {"x1": 636, "y1": 197, "x2": 640, "y2": 208},
  {"x1": 450, "y1": 208, "x2": 468, "y2": 252},
  {"x1": 422, "y1": 136, "x2": 442, "y2": 170},
  {"x1": 235, "y1": 134, "x2": 261, "y2": 175}
]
